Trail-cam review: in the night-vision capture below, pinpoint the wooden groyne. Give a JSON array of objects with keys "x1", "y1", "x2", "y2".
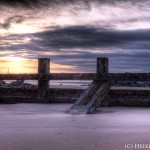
[
  {"x1": 0, "y1": 58, "x2": 150, "y2": 114},
  {"x1": 68, "y1": 58, "x2": 110, "y2": 114}
]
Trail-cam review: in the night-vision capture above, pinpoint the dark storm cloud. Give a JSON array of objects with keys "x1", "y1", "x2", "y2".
[
  {"x1": 1, "y1": 25, "x2": 150, "y2": 55},
  {"x1": 3, "y1": 25, "x2": 150, "y2": 50},
  {"x1": 0, "y1": 0, "x2": 147, "y2": 9},
  {"x1": 0, "y1": 0, "x2": 81, "y2": 8},
  {"x1": 0, "y1": 0, "x2": 110, "y2": 7},
  {"x1": 0, "y1": 0, "x2": 40, "y2": 8},
  {"x1": 30, "y1": 26, "x2": 150, "y2": 50},
  {"x1": 33, "y1": 49, "x2": 150, "y2": 72},
  {"x1": 0, "y1": 15, "x2": 24, "y2": 29},
  {"x1": 0, "y1": 25, "x2": 150, "y2": 72}
]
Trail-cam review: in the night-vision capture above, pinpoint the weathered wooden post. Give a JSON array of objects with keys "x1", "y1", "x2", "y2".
[
  {"x1": 97, "y1": 57, "x2": 108, "y2": 75},
  {"x1": 69, "y1": 57, "x2": 110, "y2": 114},
  {"x1": 95, "y1": 57, "x2": 109, "y2": 107},
  {"x1": 38, "y1": 58, "x2": 50, "y2": 103}
]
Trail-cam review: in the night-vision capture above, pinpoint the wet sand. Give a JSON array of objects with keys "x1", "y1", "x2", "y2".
[
  {"x1": 0, "y1": 104, "x2": 150, "y2": 150},
  {"x1": 51, "y1": 84, "x2": 150, "y2": 90}
]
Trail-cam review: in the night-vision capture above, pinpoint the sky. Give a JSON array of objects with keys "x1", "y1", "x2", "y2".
[{"x1": 0, "y1": 0, "x2": 150, "y2": 73}]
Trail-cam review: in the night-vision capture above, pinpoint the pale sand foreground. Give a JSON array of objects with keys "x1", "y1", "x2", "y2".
[{"x1": 0, "y1": 104, "x2": 150, "y2": 150}]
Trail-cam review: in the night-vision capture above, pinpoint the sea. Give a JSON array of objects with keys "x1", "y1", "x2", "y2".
[{"x1": 5, "y1": 80, "x2": 92, "y2": 89}]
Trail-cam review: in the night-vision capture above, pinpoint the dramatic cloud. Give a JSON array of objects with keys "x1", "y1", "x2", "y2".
[
  {"x1": 2, "y1": 25, "x2": 150, "y2": 52},
  {"x1": 32, "y1": 26, "x2": 150, "y2": 49},
  {"x1": 0, "y1": 15, "x2": 24, "y2": 29},
  {"x1": 0, "y1": 0, "x2": 150, "y2": 73},
  {"x1": 0, "y1": 25, "x2": 150, "y2": 72},
  {"x1": 0, "y1": 0, "x2": 113, "y2": 8},
  {"x1": 0, "y1": 0, "x2": 149, "y2": 8}
]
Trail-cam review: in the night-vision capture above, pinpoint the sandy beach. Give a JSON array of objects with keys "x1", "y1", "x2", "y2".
[{"x1": 0, "y1": 104, "x2": 150, "y2": 150}]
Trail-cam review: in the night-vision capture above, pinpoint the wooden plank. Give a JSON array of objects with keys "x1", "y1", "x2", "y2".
[
  {"x1": 38, "y1": 58, "x2": 50, "y2": 103},
  {"x1": 109, "y1": 73, "x2": 150, "y2": 81},
  {"x1": 86, "y1": 83, "x2": 110, "y2": 114},
  {"x1": 0, "y1": 74, "x2": 39, "y2": 80},
  {"x1": 51, "y1": 73, "x2": 150, "y2": 81},
  {"x1": 0, "y1": 73, "x2": 149, "y2": 81},
  {"x1": 0, "y1": 88, "x2": 149, "y2": 104},
  {"x1": 68, "y1": 81, "x2": 100, "y2": 114},
  {"x1": 0, "y1": 87, "x2": 149, "y2": 96},
  {"x1": 0, "y1": 73, "x2": 97, "y2": 80}
]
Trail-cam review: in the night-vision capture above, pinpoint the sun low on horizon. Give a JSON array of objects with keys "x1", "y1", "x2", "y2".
[
  {"x1": 0, "y1": 56, "x2": 78, "y2": 74},
  {"x1": 0, "y1": 56, "x2": 36, "y2": 74},
  {"x1": 0, "y1": 0, "x2": 150, "y2": 73}
]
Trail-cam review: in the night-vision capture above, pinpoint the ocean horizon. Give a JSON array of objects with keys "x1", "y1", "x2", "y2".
[{"x1": 4, "y1": 80, "x2": 91, "y2": 89}]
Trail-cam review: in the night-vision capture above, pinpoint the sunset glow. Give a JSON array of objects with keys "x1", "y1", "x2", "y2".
[
  {"x1": 0, "y1": 57, "x2": 36, "y2": 74},
  {"x1": 0, "y1": 56, "x2": 77, "y2": 74},
  {"x1": 10, "y1": 24, "x2": 37, "y2": 34},
  {"x1": 0, "y1": 0, "x2": 150, "y2": 73}
]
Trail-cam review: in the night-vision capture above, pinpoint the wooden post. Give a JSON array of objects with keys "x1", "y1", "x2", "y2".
[
  {"x1": 96, "y1": 57, "x2": 109, "y2": 107},
  {"x1": 38, "y1": 58, "x2": 50, "y2": 103},
  {"x1": 97, "y1": 57, "x2": 108, "y2": 75}
]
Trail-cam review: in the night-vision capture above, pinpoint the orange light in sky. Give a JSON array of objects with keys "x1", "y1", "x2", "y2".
[
  {"x1": 0, "y1": 57, "x2": 77, "y2": 74},
  {"x1": 0, "y1": 57, "x2": 37, "y2": 74}
]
